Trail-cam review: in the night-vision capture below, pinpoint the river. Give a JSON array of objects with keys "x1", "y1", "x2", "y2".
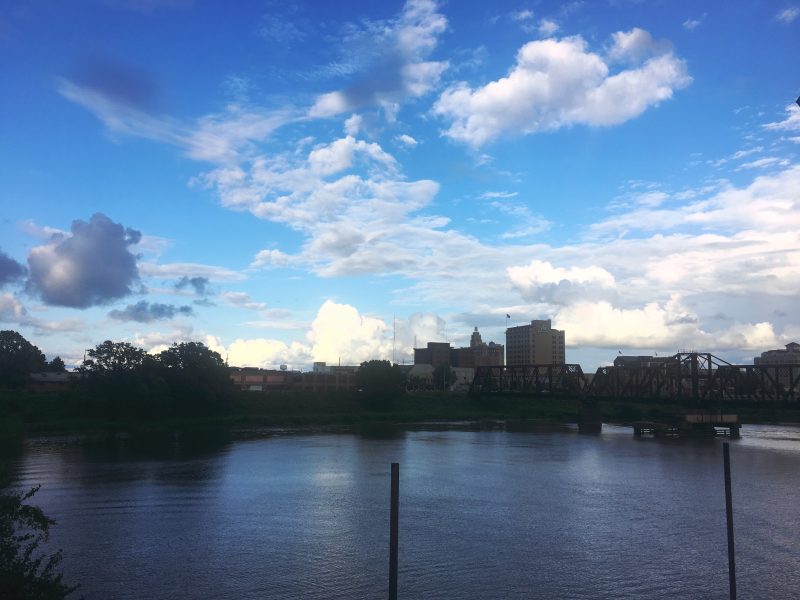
[{"x1": 6, "y1": 424, "x2": 800, "y2": 599}]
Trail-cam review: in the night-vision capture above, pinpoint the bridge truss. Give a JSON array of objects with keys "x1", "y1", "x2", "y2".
[
  {"x1": 470, "y1": 353, "x2": 800, "y2": 404},
  {"x1": 469, "y1": 364, "x2": 586, "y2": 396}
]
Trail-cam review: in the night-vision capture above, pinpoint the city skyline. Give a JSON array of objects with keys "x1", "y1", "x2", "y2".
[{"x1": 1, "y1": 0, "x2": 799, "y2": 372}]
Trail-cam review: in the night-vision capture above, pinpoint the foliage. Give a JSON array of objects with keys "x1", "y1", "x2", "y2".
[
  {"x1": 70, "y1": 340, "x2": 233, "y2": 418},
  {"x1": 81, "y1": 340, "x2": 148, "y2": 374},
  {"x1": 432, "y1": 364, "x2": 457, "y2": 391},
  {"x1": 356, "y1": 360, "x2": 407, "y2": 410},
  {"x1": 0, "y1": 331, "x2": 47, "y2": 388},
  {"x1": 157, "y1": 342, "x2": 232, "y2": 412},
  {"x1": 0, "y1": 476, "x2": 78, "y2": 598},
  {"x1": 46, "y1": 358, "x2": 66, "y2": 373},
  {"x1": 158, "y1": 342, "x2": 225, "y2": 371}
]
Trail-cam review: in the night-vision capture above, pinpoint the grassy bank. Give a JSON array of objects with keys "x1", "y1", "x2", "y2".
[
  {"x1": 2, "y1": 388, "x2": 799, "y2": 438},
  {"x1": 0, "y1": 388, "x2": 581, "y2": 436}
]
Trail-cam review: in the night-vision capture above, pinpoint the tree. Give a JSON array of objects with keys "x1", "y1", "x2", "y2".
[
  {"x1": 158, "y1": 342, "x2": 225, "y2": 371},
  {"x1": 157, "y1": 342, "x2": 231, "y2": 412},
  {"x1": 81, "y1": 341, "x2": 147, "y2": 374},
  {"x1": 432, "y1": 364, "x2": 457, "y2": 391},
  {"x1": 0, "y1": 331, "x2": 47, "y2": 387},
  {"x1": 357, "y1": 360, "x2": 407, "y2": 410},
  {"x1": 46, "y1": 357, "x2": 66, "y2": 373},
  {"x1": 0, "y1": 478, "x2": 78, "y2": 598}
]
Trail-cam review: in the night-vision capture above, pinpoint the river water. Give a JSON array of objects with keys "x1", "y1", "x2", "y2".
[{"x1": 6, "y1": 424, "x2": 800, "y2": 599}]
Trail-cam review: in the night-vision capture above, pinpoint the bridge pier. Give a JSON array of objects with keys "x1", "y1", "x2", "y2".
[{"x1": 578, "y1": 399, "x2": 602, "y2": 434}]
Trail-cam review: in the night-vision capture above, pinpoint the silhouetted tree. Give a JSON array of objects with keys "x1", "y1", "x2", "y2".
[
  {"x1": 46, "y1": 357, "x2": 66, "y2": 373},
  {"x1": 0, "y1": 331, "x2": 47, "y2": 387},
  {"x1": 157, "y1": 342, "x2": 231, "y2": 412},
  {"x1": 432, "y1": 364, "x2": 456, "y2": 391},
  {"x1": 81, "y1": 341, "x2": 147, "y2": 374},
  {"x1": 357, "y1": 360, "x2": 406, "y2": 410},
  {"x1": 158, "y1": 342, "x2": 224, "y2": 371},
  {"x1": 0, "y1": 476, "x2": 79, "y2": 598}
]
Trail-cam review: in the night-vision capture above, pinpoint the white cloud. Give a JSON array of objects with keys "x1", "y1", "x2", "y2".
[
  {"x1": 250, "y1": 249, "x2": 294, "y2": 269},
  {"x1": 764, "y1": 104, "x2": 800, "y2": 132},
  {"x1": 139, "y1": 261, "x2": 245, "y2": 281},
  {"x1": 510, "y1": 10, "x2": 534, "y2": 22},
  {"x1": 434, "y1": 30, "x2": 690, "y2": 146},
  {"x1": 508, "y1": 260, "x2": 615, "y2": 304},
  {"x1": 396, "y1": 133, "x2": 419, "y2": 146},
  {"x1": 221, "y1": 291, "x2": 268, "y2": 311},
  {"x1": 0, "y1": 293, "x2": 27, "y2": 322},
  {"x1": 480, "y1": 191, "x2": 518, "y2": 199},
  {"x1": 736, "y1": 157, "x2": 790, "y2": 170},
  {"x1": 344, "y1": 114, "x2": 363, "y2": 136},
  {"x1": 776, "y1": 7, "x2": 800, "y2": 23},
  {"x1": 607, "y1": 28, "x2": 670, "y2": 63},
  {"x1": 307, "y1": 300, "x2": 391, "y2": 363},
  {"x1": 308, "y1": 0, "x2": 448, "y2": 119},
  {"x1": 553, "y1": 297, "x2": 781, "y2": 352},
  {"x1": 538, "y1": 19, "x2": 559, "y2": 36},
  {"x1": 682, "y1": 15, "x2": 705, "y2": 31},
  {"x1": 58, "y1": 78, "x2": 297, "y2": 166}
]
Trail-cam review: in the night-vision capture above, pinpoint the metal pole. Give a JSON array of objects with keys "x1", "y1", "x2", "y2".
[
  {"x1": 723, "y1": 442, "x2": 737, "y2": 599},
  {"x1": 389, "y1": 462, "x2": 399, "y2": 600}
]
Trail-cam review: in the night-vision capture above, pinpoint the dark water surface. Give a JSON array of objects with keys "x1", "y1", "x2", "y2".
[{"x1": 7, "y1": 424, "x2": 800, "y2": 599}]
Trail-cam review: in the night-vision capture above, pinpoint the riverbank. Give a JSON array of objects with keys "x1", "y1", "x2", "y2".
[{"x1": 3, "y1": 389, "x2": 800, "y2": 439}]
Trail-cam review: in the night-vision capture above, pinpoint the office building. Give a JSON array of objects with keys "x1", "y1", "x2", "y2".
[
  {"x1": 506, "y1": 319, "x2": 565, "y2": 365},
  {"x1": 754, "y1": 342, "x2": 800, "y2": 366}
]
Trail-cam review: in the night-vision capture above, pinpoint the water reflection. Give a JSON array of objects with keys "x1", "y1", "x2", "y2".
[{"x1": 5, "y1": 425, "x2": 800, "y2": 599}]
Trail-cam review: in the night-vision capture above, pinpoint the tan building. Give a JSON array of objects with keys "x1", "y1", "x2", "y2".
[
  {"x1": 506, "y1": 319, "x2": 565, "y2": 365},
  {"x1": 414, "y1": 328, "x2": 504, "y2": 368},
  {"x1": 754, "y1": 342, "x2": 800, "y2": 366}
]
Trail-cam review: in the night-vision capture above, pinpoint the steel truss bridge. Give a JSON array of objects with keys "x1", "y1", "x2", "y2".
[{"x1": 470, "y1": 352, "x2": 800, "y2": 404}]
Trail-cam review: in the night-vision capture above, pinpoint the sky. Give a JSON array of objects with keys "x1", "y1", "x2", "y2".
[{"x1": 1, "y1": 0, "x2": 799, "y2": 371}]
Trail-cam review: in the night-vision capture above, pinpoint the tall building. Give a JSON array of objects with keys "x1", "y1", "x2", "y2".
[
  {"x1": 505, "y1": 319, "x2": 565, "y2": 365},
  {"x1": 755, "y1": 342, "x2": 800, "y2": 366}
]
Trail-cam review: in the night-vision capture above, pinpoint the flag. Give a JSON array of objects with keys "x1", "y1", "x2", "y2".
[
  {"x1": 506, "y1": 314, "x2": 511, "y2": 319},
  {"x1": 618, "y1": 350, "x2": 622, "y2": 354}
]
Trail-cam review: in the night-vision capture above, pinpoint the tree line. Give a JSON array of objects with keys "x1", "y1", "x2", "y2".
[{"x1": 0, "y1": 330, "x2": 233, "y2": 418}]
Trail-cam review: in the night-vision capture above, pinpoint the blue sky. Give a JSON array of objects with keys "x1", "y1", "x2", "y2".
[{"x1": 1, "y1": 0, "x2": 799, "y2": 370}]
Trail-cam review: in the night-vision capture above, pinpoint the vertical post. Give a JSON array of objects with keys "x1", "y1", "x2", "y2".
[
  {"x1": 723, "y1": 443, "x2": 737, "y2": 600},
  {"x1": 389, "y1": 462, "x2": 399, "y2": 600}
]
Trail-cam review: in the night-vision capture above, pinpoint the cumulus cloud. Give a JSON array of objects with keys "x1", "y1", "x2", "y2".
[
  {"x1": 26, "y1": 213, "x2": 142, "y2": 308},
  {"x1": 0, "y1": 250, "x2": 26, "y2": 288},
  {"x1": 207, "y1": 300, "x2": 433, "y2": 368},
  {"x1": 203, "y1": 134, "x2": 440, "y2": 277},
  {"x1": 307, "y1": 300, "x2": 390, "y2": 363},
  {"x1": 0, "y1": 293, "x2": 27, "y2": 322},
  {"x1": 433, "y1": 30, "x2": 690, "y2": 146},
  {"x1": 109, "y1": 300, "x2": 194, "y2": 322},
  {"x1": 554, "y1": 297, "x2": 781, "y2": 352},
  {"x1": 508, "y1": 260, "x2": 615, "y2": 304},
  {"x1": 308, "y1": 0, "x2": 448, "y2": 118}
]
